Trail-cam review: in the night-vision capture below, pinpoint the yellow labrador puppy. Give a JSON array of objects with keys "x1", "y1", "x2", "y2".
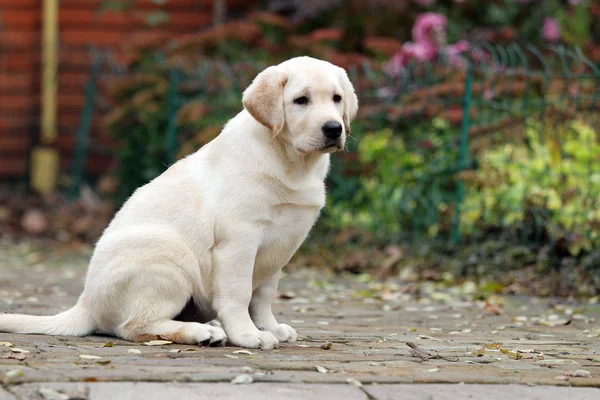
[{"x1": 0, "y1": 56, "x2": 358, "y2": 349}]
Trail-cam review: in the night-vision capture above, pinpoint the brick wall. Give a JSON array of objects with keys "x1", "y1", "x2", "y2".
[{"x1": 0, "y1": 0, "x2": 233, "y2": 180}]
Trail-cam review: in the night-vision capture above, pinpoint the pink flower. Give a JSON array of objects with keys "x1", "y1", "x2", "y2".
[
  {"x1": 444, "y1": 40, "x2": 469, "y2": 66},
  {"x1": 412, "y1": 12, "x2": 447, "y2": 45},
  {"x1": 542, "y1": 17, "x2": 561, "y2": 42}
]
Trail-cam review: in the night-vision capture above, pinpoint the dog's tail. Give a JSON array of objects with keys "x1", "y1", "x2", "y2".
[{"x1": 0, "y1": 301, "x2": 96, "y2": 337}]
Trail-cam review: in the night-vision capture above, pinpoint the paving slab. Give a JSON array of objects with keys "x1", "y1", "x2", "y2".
[
  {"x1": 1, "y1": 243, "x2": 600, "y2": 398},
  {"x1": 365, "y1": 384, "x2": 600, "y2": 400},
  {"x1": 9, "y1": 382, "x2": 368, "y2": 400}
]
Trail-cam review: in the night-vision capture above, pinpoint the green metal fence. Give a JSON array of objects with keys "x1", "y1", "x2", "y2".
[{"x1": 71, "y1": 43, "x2": 600, "y2": 261}]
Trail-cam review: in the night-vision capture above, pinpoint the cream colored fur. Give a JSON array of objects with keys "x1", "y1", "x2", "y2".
[{"x1": 0, "y1": 56, "x2": 358, "y2": 349}]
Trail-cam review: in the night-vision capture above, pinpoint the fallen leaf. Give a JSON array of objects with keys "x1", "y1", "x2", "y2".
[
  {"x1": 233, "y1": 350, "x2": 253, "y2": 355},
  {"x1": 427, "y1": 368, "x2": 440, "y2": 372},
  {"x1": 485, "y1": 343, "x2": 503, "y2": 350},
  {"x1": 320, "y1": 341, "x2": 333, "y2": 350},
  {"x1": 143, "y1": 340, "x2": 172, "y2": 346},
  {"x1": 3, "y1": 353, "x2": 26, "y2": 361},
  {"x1": 39, "y1": 387, "x2": 69, "y2": 400},
  {"x1": 9, "y1": 348, "x2": 30, "y2": 354},
  {"x1": 101, "y1": 342, "x2": 114, "y2": 348},
  {"x1": 484, "y1": 302, "x2": 505, "y2": 315},
  {"x1": 346, "y1": 377, "x2": 363, "y2": 387},
  {"x1": 279, "y1": 291, "x2": 296, "y2": 299},
  {"x1": 4, "y1": 368, "x2": 23, "y2": 378},
  {"x1": 231, "y1": 374, "x2": 253, "y2": 384},
  {"x1": 565, "y1": 369, "x2": 591, "y2": 378},
  {"x1": 184, "y1": 348, "x2": 200, "y2": 352},
  {"x1": 224, "y1": 354, "x2": 238, "y2": 359},
  {"x1": 500, "y1": 349, "x2": 522, "y2": 360},
  {"x1": 315, "y1": 365, "x2": 328, "y2": 373},
  {"x1": 168, "y1": 349, "x2": 182, "y2": 353},
  {"x1": 0, "y1": 342, "x2": 14, "y2": 347},
  {"x1": 96, "y1": 360, "x2": 111, "y2": 365},
  {"x1": 79, "y1": 355, "x2": 102, "y2": 360},
  {"x1": 127, "y1": 349, "x2": 142, "y2": 354}
]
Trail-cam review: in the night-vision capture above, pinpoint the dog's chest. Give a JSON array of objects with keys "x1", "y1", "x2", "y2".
[{"x1": 254, "y1": 182, "x2": 324, "y2": 268}]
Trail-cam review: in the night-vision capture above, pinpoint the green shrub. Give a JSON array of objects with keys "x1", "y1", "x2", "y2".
[{"x1": 461, "y1": 119, "x2": 600, "y2": 255}]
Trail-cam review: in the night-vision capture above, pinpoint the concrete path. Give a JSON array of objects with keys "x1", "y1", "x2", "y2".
[{"x1": 1, "y1": 243, "x2": 599, "y2": 399}]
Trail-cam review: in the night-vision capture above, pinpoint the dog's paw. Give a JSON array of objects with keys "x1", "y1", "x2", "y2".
[
  {"x1": 227, "y1": 330, "x2": 279, "y2": 349},
  {"x1": 269, "y1": 323, "x2": 298, "y2": 343},
  {"x1": 190, "y1": 324, "x2": 227, "y2": 346}
]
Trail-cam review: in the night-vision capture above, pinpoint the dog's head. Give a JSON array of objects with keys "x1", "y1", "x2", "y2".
[{"x1": 242, "y1": 56, "x2": 358, "y2": 154}]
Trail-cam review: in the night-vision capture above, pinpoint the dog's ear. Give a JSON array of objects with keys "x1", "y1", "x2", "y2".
[
  {"x1": 242, "y1": 66, "x2": 288, "y2": 137},
  {"x1": 338, "y1": 67, "x2": 359, "y2": 134}
]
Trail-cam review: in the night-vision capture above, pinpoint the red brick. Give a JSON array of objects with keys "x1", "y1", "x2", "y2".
[
  {"x1": 0, "y1": 31, "x2": 38, "y2": 50},
  {"x1": 60, "y1": 30, "x2": 127, "y2": 47},
  {"x1": 0, "y1": 94, "x2": 38, "y2": 110},
  {"x1": 0, "y1": 158, "x2": 28, "y2": 177},
  {"x1": 0, "y1": 0, "x2": 37, "y2": 7},
  {"x1": 0, "y1": 10, "x2": 41, "y2": 29},
  {"x1": 59, "y1": 9, "x2": 211, "y2": 31},
  {"x1": 0, "y1": 117, "x2": 33, "y2": 132},
  {"x1": 0, "y1": 74, "x2": 34, "y2": 93},
  {"x1": 0, "y1": 136, "x2": 31, "y2": 152},
  {"x1": 59, "y1": 0, "x2": 212, "y2": 10}
]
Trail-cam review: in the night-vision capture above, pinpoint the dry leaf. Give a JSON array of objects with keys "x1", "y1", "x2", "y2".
[
  {"x1": 3, "y1": 353, "x2": 27, "y2": 361},
  {"x1": 127, "y1": 349, "x2": 142, "y2": 354},
  {"x1": 279, "y1": 291, "x2": 296, "y2": 299},
  {"x1": 4, "y1": 369, "x2": 23, "y2": 378},
  {"x1": 231, "y1": 374, "x2": 253, "y2": 384},
  {"x1": 233, "y1": 350, "x2": 253, "y2": 355},
  {"x1": 0, "y1": 342, "x2": 14, "y2": 347},
  {"x1": 101, "y1": 342, "x2": 114, "y2": 348},
  {"x1": 143, "y1": 340, "x2": 173, "y2": 346},
  {"x1": 565, "y1": 369, "x2": 591, "y2": 378},
  {"x1": 79, "y1": 355, "x2": 102, "y2": 360},
  {"x1": 9, "y1": 348, "x2": 30, "y2": 354},
  {"x1": 168, "y1": 349, "x2": 182, "y2": 353},
  {"x1": 39, "y1": 387, "x2": 69, "y2": 400},
  {"x1": 320, "y1": 341, "x2": 332, "y2": 350},
  {"x1": 224, "y1": 354, "x2": 239, "y2": 359},
  {"x1": 315, "y1": 365, "x2": 328, "y2": 373},
  {"x1": 346, "y1": 378, "x2": 363, "y2": 387},
  {"x1": 484, "y1": 302, "x2": 505, "y2": 315}
]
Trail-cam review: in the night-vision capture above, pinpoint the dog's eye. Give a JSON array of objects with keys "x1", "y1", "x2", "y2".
[
  {"x1": 333, "y1": 94, "x2": 342, "y2": 103},
  {"x1": 294, "y1": 96, "x2": 309, "y2": 105}
]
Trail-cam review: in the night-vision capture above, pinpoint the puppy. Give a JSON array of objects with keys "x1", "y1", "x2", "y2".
[{"x1": 0, "y1": 56, "x2": 358, "y2": 349}]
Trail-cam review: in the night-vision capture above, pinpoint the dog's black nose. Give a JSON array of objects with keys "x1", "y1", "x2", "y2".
[{"x1": 322, "y1": 121, "x2": 343, "y2": 139}]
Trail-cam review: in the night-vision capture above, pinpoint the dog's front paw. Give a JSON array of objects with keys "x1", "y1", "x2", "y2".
[
  {"x1": 228, "y1": 330, "x2": 279, "y2": 349},
  {"x1": 268, "y1": 323, "x2": 298, "y2": 343}
]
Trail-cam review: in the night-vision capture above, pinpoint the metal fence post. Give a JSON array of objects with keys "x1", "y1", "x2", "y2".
[
  {"x1": 451, "y1": 61, "x2": 474, "y2": 245},
  {"x1": 69, "y1": 51, "x2": 101, "y2": 199},
  {"x1": 165, "y1": 68, "x2": 180, "y2": 165}
]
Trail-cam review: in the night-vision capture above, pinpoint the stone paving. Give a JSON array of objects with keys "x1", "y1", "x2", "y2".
[{"x1": 1, "y1": 243, "x2": 600, "y2": 399}]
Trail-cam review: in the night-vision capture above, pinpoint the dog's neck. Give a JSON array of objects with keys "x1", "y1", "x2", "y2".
[
  {"x1": 273, "y1": 132, "x2": 328, "y2": 177},
  {"x1": 243, "y1": 113, "x2": 330, "y2": 182}
]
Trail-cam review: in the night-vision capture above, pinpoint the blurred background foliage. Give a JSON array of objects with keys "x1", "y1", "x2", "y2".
[{"x1": 2, "y1": 0, "x2": 600, "y2": 297}]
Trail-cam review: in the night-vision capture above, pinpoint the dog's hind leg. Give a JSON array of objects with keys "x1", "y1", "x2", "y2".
[
  {"x1": 120, "y1": 319, "x2": 226, "y2": 346},
  {"x1": 105, "y1": 258, "x2": 226, "y2": 346}
]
